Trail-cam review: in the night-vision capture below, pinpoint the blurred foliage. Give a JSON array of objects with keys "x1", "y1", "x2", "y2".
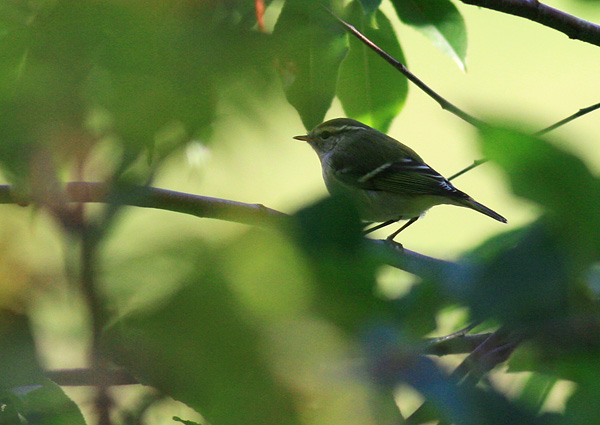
[
  {"x1": 0, "y1": 0, "x2": 468, "y2": 192},
  {"x1": 1, "y1": 379, "x2": 86, "y2": 425},
  {"x1": 0, "y1": 1, "x2": 600, "y2": 425}
]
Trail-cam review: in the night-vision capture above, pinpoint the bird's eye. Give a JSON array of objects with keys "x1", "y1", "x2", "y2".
[{"x1": 320, "y1": 131, "x2": 332, "y2": 139}]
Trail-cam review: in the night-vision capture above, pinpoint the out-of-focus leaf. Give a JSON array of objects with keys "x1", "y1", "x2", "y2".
[
  {"x1": 364, "y1": 326, "x2": 553, "y2": 425},
  {"x1": 107, "y1": 243, "x2": 298, "y2": 425},
  {"x1": 293, "y1": 196, "x2": 396, "y2": 330},
  {"x1": 273, "y1": 0, "x2": 348, "y2": 130},
  {"x1": 0, "y1": 310, "x2": 43, "y2": 390},
  {"x1": 480, "y1": 127, "x2": 600, "y2": 274},
  {"x1": 562, "y1": 362, "x2": 600, "y2": 425},
  {"x1": 107, "y1": 229, "x2": 407, "y2": 425},
  {"x1": 0, "y1": 0, "x2": 278, "y2": 185},
  {"x1": 337, "y1": 1, "x2": 408, "y2": 132},
  {"x1": 463, "y1": 221, "x2": 569, "y2": 326},
  {"x1": 510, "y1": 341, "x2": 600, "y2": 424},
  {"x1": 173, "y1": 417, "x2": 201, "y2": 425},
  {"x1": 517, "y1": 373, "x2": 558, "y2": 413},
  {"x1": 392, "y1": 278, "x2": 446, "y2": 336},
  {"x1": 358, "y1": 0, "x2": 383, "y2": 15},
  {"x1": 90, "y1": 2, "x2": 218, "y2": 155},
  {"x1": 14, "y1": 379, "x2": 87, "y2": 425},
  {"x1": 0, "y1": 0, "x2": 101, "y2": 183},
  {"x1": 390, "y1": 0, "x2": 467, "y2": 70},
  {"x1": 224, "y1": 228, "x2": 403, "y2": 425}
]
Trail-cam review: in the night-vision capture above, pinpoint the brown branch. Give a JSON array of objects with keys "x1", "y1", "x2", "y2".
[
  {"x1": 0, "y1": 182, "x2": 289, "y2": 229},
  {"x1": 460, "y1": 0, "x2": 600, "y2": 48},
  {"x1": 406, "y1": 327, "x2": 526, "y2": 425},
  {"x1": 46, "y1": 368, "x2": 138, "y2": 386},
  {"x1": 0, "y1": 182, "x2": 464, "y2": 280}
]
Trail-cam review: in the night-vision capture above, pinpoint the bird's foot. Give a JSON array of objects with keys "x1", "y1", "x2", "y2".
[{"x1": 384, "y1": 236, "x2": 404, "y2": 251}]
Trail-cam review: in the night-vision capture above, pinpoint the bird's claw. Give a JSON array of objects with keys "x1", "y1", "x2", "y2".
[{"x1": 384, "y1": 236, "x2": 404, "y2": 251}]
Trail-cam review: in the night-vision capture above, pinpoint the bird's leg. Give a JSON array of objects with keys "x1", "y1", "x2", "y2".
[
  {"x1": 386, "y1": 217, "x2": 418, "y2": 241},
  {"x1": 363, "y1": 219, "x2": 398, "y2": 235}
]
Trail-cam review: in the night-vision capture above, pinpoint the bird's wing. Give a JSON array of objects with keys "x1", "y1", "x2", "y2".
[{"x1": 334, "y1": 156, "x2": 466, "y2": 198}]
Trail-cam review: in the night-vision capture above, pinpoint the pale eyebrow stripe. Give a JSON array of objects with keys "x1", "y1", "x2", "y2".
[{"x1": 339, "y1": 125, "x2": 367, "y2": 132}]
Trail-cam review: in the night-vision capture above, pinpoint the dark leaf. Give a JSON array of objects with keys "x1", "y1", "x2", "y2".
[{"x1": 480, "y1": 127, "x2": 600, "y2": 274}]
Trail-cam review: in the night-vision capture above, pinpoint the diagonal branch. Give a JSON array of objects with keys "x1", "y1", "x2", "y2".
[
  {"x1": 328, "y1": 10, "x2": 486, "y2": 129},
  {"x1": 460, "y1": 0, "x2": 600, "y2": 48},
  {"x1": 330, "y1": 10, "x2": 600, "y2": 182},
  {"x1": 535, "y1": 101, "x2": 600, "y2": 136}
]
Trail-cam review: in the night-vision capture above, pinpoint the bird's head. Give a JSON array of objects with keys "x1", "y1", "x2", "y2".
[{"x1": 293, "y1": 118, "x2": 371, "y2": 157}]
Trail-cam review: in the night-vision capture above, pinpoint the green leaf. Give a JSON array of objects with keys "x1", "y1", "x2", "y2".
[
  {"x1": 390, "y1": 0, "x2": 467, "y2": 70},
  {"x1": 0, "y1": 311, "x2": 44, "y2": 390},
  {"x1": 358, "y1": 0, "x2": 383, "y2": 15},
  {"x1": 463, "y1": 221, "x2": 569, "y2": 326},
  {"x1": 15, "y1": 379, "x2": 87, "y2": 425},
  {"x1": 517, "y1": 373, "x2": 558, "y2": 413},
  {"x1": 173, "y1": 417, "x2": 201, "y2": 425},
  {"x1": 365, "y1": 327, "x2": 553, "y2": 425},
  {"x1": 292, "y1": 196, "x2": 396, "y2": 330},
  {"x1": 337, "y1": 2, "x2": 408, "y2": 132},
  {"x1": 273, "y1": 0, "x2": 348, "y2": 130},
  {"x1": 479, "y1": 127, "x2": 600, "y2": 274},
  {"x1": 107, "y1": 242, "x2": 298, "y2": 425}
]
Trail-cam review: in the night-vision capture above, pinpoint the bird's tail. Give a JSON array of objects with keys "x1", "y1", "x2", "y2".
[{"x1": 456, "y1": 197, "x2": 507, "y2": 223}]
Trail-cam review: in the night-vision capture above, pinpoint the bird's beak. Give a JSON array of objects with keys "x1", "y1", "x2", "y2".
[{"x1": 293, "y1": 135, "x2": 310, "y2": 142}]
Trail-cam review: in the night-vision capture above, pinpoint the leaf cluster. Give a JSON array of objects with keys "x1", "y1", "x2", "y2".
[{"x1": 1, "y1": 1, "x2": 600, "y2": 425}]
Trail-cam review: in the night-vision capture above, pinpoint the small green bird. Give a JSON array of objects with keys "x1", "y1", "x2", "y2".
[{"x1": 294, "y1": 118, "x2": 506, "y2": 239}]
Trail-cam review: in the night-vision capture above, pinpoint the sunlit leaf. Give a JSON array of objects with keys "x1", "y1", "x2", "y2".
[
  {"x1": 273, "y1": 0, "x2": 348, "y2": 130},
  {"x1": 390, "y1": 0, "x2": 467, "y2": 70},
  {"x1": 337, "y1": 1, "x2": 408, "y2": 132},
  {"x1": 107, "y1": 243, "x2": 298, "y2": 425},
  {"x1": 517, "y1": 373, "x2": 559, "y2": 413}
]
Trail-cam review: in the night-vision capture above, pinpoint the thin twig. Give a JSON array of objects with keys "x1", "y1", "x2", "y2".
[
  {"x1": 331, "y1": 9, "x2": 600, "y2": 183},
  {"x1": 426, "y1": 322, "x2": 480, "y2": 344},
  {"x1": 448, "y1": 100, "x2": 600, "y2": 179},
  {"x1": 448, "y1": 159, "x2": 489, "y2": 181},
  {"x1": 535, "y1": 101, "x2": 600, "y2": 136},
  {"x1": 460, "y1": 0, "x2": 600, "y2": 48},
  {"x1": 328, "y1": 10, "x2": 486, "y2": 129}
]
